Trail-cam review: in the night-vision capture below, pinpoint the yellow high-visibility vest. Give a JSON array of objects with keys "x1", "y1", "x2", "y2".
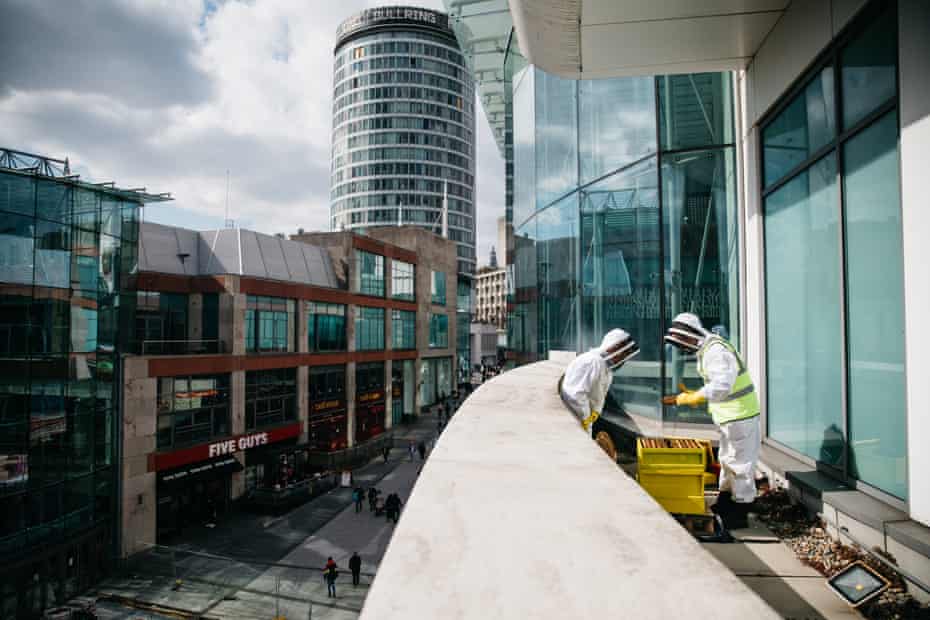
[{"x1": 696, "y1": 336, "x2": 760, "y2": 426}]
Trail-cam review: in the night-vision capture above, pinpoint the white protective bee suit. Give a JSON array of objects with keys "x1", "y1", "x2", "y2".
[
  {"x1": 559, "y1": 329, "x2": 639, "y2": 431},
  {"x1": 665, "y1": 313, "x2": 761, "y2": 505}
]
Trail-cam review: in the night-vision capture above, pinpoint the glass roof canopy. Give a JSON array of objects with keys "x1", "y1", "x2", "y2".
[{"x1": 443, "y1": 0, "x2": 512, "y2": 156}]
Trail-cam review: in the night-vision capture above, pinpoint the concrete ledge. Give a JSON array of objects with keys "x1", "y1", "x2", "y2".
[{"x1": 360, "y1": 360, "x2": 778, "y2": 619}]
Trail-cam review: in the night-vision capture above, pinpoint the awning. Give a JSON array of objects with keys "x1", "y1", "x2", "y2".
[{"x1": 157, "y1": 455, "x2": 243, "y2": 486}]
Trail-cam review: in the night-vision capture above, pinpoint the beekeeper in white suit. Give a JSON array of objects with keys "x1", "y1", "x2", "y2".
[
  {"x1": 662, "y1": 312, "x2": 761, "y2": 529},
  {"x1": 559, "y1": 329, "x2": 640, "y2": 433}
]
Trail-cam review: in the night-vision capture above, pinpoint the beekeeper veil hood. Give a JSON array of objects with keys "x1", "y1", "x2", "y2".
[
  {"x1": 598, "y1": 328, "x2": 639, "y2": 370},
  {"x1": 664, "y1": 312, "x2": 708, "y2": 353}
]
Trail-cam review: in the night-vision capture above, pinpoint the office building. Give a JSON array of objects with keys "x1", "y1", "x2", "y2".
[
  {"x1": 0, "y1": 148, "x2": 169, "y2": 617},
  {"x1": 474, "y1": 266, "x2": 506, "y2": 329},
  {"x1": 121, "y1": 223, "x2": 457, "y2": 556},
  {"x1": 446, "y1": 0, "x2": 930, "y2": 591},
  {"x1": 330, "y1": 6, "x2": 477, "y2": 275}
]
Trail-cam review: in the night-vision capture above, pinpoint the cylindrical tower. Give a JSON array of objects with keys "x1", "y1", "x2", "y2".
[{"x1": 331, "y1": 6, "x2": 476, "y2": 275}]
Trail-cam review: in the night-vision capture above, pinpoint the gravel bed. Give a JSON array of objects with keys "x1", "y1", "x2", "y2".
[{"x1": 754, "y1": 489, "x2": 930, "y2": 620}]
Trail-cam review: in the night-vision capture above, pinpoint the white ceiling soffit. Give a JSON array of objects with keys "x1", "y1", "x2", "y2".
[
  {"x1": 444, "y1": 0, "x2": 513, "y2": 154},
  {"x1": 509, "y1": 0, "x2": 789, "y2": 79}
]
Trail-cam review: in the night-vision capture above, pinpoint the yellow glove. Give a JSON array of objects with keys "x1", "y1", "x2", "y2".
[
  {"x1": 582, "y1": 410, "x2": 599, "y2": 430},
  {"x1": 675, "y1": 391, "x2": 706, "y2": 407},
  {"x1": 678, "y1": 382, "x2": 693, "y2": 393}
]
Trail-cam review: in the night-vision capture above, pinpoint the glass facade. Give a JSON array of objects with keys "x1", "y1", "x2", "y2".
[
  {"x1": 307, "y1": 302, "x2": 347, "y2": 352},
  {"x1": 456, "y1": 276, "x2": 473, "y2": 387},
  {"x1": 0, "y1": 168, "x2": 139, "y2": 615},
  {"x1": 331, "y1": 12, "x2": 477, "y2": 274},
  {"x1": 390, "y1": 259, "x2": 415, "y2": 301},
  {"x1": 353, "y1": 249, "x2": 385, "y2": 297},
  {"x1": 431, "y1": 270, "x2": 446, "y2": 305},
  {"x1": 355, "y1": 306, "x2": 385, "y2": 351},
  {"x1": 762, "y1": 2, "x2": 905, "y2": 499},
  {"x1": 245, "y1": 369, "x2": 297, "y2": 431},
  {"x1": 391, "y1": 310, "x2": 416, "y2": 350},
  {"x1": 429, "y1": 313, "x2": 449, "y2": 348},
  {"x1": 156, "y1": 375, "x2": 231, "y2": 450},
  {"x1": 419, "y1": 356, "x2": 452, "y2": 407},
  {"x1": 508, "y1": 64, "x2": 738, "y2": 425},
  {"x1": 134, "y1": 291, "x2": 187, "y2": 354},
  {"x1": 245, "y1": 295, "x2": 295, "y2": 353}
]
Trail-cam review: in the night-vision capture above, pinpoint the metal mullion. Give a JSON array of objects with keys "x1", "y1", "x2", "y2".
[
  {"x1": 654, "y1": 77, "x2": 667, "y2": 427},
  {"x1": 834, "y1": 50, "x2": 851, "y2": 483},
  {"x1": 836, "y1": 97, "x2": 898, "y2": 146},
  {"x1": 761, "y1": 141, "x2": 838, "y2": 199},
  {"x1": 660, "y1": 142, "x2": 736, "y2": 157}
]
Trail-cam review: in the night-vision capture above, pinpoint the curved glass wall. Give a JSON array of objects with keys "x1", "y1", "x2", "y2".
[
  {"x1": 331, "y1": 19, "x2": 477, "y2": 274},
  {"x1": 510, "y1": 65, "x2": 739, "y2": 426}
]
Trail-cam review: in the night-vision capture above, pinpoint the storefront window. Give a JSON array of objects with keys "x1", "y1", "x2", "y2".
[
  {"x1": 156, "y1": 375, "x2": 231, "y2": 450},
  {"x1": 392, "y1": 359, "x2": 415, "y2": 423},
  {"x1": 245, "y1": 295, "x2": 295, "y2": 353},
  {"x1": 307, "y1": 302, "x2": 347, "y2": 352},
  {"x1": 354, "y1": 249, "x2": 385, "y2": 297},
  {"x1": 419, "y1": 357, "x2": 452, "y2": 407},
  {"x1": 391, "y1": 259, "x2": 415, "y2": 301},
  {"x1": 762, "y1": 2, "x2": 905, "y2": 498},
  {"x1": 392, "y1": 309, "x2": 416, "y2": 350},
  {"x1": 245, "y1": 368, "x2": 297, "y2": 431},
  {"x1": 355, "y1": 362, "x2": 385, "y2": 442},
  {"x1": 431, "y1": 270, "x2": 446, "y2": 305},
  {"x1": 309, "y1": 365, "x2": 347, "y2": 451},
  {"x1": 428, "y1": 313, "x2": 448, "y2": 348},
  {"x1": 355, "y1": 306, "x2": 385, "y2": 351}
]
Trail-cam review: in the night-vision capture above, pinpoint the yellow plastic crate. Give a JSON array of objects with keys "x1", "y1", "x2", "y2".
[
  {"x1": 638, "y1": 469, "x2": 706, "y2": 515},
  {"x1": 637, "y1": 437, "x2": 706, "y2": 472}
]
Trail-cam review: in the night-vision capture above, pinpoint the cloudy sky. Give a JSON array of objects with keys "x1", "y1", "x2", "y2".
[{"x1": 0, "y1": 0, "x2": 505, "y2": 265}]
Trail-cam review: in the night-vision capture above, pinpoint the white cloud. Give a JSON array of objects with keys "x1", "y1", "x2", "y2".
[{"x1": 0, "y1": 0, "x2": 505, "y2": 265}]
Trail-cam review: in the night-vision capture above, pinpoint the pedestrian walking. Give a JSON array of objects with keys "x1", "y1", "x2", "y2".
[
  {"x1": 367, "y1": 487, "x2": 378, "y2": 512},
  {"x1": 352, "y1": 487, "x2": 363, "y2": 513},
  {"x1": 407, "y1": 441, "x2": 415, "y2": 462},
  {"x1": 385, "y1": 493, "x2": 403, "y2": 523},
  {"x1": 382, "y1": 444, "x2": 390, "y2": 463},
  {"x1": 323, "y1": 557, "x2": 338, "y2": 598},
  {"x1": 417, "y1": 441, "x2": 426, "y2": 460},
  {"x1": 349, "y1": 552, "x2": 362, "y2": 587}
]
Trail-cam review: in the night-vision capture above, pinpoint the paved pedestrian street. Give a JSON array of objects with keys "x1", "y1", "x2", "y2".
[{"x1": 94, "y1": 415, "x2": 444, "y2": 620}]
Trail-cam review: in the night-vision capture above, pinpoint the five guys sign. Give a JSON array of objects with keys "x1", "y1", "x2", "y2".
[{"x1": 149, "y1": 422, "x2": 301, "y2": 472}]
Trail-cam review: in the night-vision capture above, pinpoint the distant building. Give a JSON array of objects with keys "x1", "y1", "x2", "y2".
[
  {"x1": 121, "y1": 223, "x2": 457, "y2": 556},
  {"x1": 473, "y1": 266, "x2": 506, "y2": 329},
  {"x1": 330, "y1": 6, "x2": 477, "y2": 275}
]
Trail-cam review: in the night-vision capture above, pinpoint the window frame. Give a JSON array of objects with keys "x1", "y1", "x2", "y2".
[
  {"x1": 245, "y1": 368, "x2": 297, "y2": 431},
  {"x1": 156, "y1": 374, "x2": 231, "y2": 450},
  {"x1": 757, "y1": 0, "x2": 904, "y2": 506},
  {"x1": 307, "y1": 301, "x2": 347, "y2": 352}
]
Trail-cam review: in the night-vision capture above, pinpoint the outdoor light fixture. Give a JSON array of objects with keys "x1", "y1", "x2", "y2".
[{"x1": 827, "y1": 561, "x2": 890, "y2": 607}]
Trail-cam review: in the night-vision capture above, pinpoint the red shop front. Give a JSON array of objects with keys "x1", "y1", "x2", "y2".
[{"x1": 151, "y1": 423, "x2": 301, "y2": 541}]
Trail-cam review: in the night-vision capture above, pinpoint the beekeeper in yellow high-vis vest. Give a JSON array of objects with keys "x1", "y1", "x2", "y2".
[{"x1": 663, "y1": 313, "x2": 760, "y2": 529}]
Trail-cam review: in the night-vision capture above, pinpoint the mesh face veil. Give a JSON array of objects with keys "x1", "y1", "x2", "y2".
[
  {"x1": 664, "y1": 313, "x2": 707, "y2": 352},
  {"x1": 599, "y1": 329, "x2": 640, "y2": 370}
]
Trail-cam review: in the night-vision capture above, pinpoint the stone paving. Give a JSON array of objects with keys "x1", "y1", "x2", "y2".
[{"x1": 93, "y1": 412, "x2": 447, "y2": 620}]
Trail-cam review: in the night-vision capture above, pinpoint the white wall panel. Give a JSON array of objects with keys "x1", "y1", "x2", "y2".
[
  {"x1": 748, "y1": 0, "x2": 832, "y2": 123},
  {"x1": 898, "y1": 0, "x2": 930, "y2": 527}
]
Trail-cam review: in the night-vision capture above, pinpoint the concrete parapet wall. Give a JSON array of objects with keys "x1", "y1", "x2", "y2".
[{"x1": 360, "y1": 360, "x2": 779, "y2": 619}]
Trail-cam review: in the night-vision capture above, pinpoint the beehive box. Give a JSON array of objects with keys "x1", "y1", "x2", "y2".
[
  {"x1": 637, "y1": 437, "x2": 708, "y2": 515},
  {"x1": 638, "y1": 469, "x2": 706, "y2": 515},
  {"x1": 637, "y1": 437, "x2": 706, "y2": 472}
]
